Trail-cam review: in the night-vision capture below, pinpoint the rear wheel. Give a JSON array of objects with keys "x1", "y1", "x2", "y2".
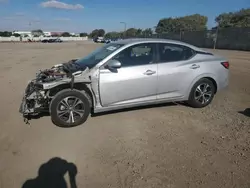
[
  {"x1": 50, "y1": 89, "x2": 90, "y2": 127},
  {"x1": 187, "y1": 78, "x2": 215, "y2": 108}
]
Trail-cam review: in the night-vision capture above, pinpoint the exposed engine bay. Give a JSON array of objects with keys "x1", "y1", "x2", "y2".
[
  {"x1": 35, "y1": 59, "x2": 82, "y2": 83},
  {"x1": 19, "y1": 59, "x2": 91, "y2": 122}
]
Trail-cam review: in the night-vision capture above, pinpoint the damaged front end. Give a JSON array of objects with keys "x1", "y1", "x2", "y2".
[
  {"x1": 19, "y1": 59, "x2": 90, "y2": 122},
  {"x1": 19, "y1": 81, "x2": 49, "y2": 117}
]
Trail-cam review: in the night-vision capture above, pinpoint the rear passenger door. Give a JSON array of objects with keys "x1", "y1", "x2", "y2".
[{"x1": 156, "y1": 42, "x2": 198, "y2": 100}]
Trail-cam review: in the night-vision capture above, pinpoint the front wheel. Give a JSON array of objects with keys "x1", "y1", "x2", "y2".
[
  {"x1": 187, "y1": 78, "x2": 215, "y2": 108},
  {"x1": 50, "y1": 89, "x2": 90, "y2": 127}
]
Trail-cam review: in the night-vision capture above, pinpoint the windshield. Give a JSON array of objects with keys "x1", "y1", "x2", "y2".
[{"x1": 74, "y1": 43, "x2": 124, "y2": 69}]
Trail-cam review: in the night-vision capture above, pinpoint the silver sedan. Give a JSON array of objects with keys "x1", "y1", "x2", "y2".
[{"x1": 20, "y1": 38, "x2": 229, "y2": 127}]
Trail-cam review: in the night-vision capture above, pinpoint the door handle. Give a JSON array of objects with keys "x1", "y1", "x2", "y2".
[
  {"x1": 190, "y1": 64, "x2": 200, "y2": 69},
  {"x1": 143, "y1": 70, "x2": 156, "y2": 75}
]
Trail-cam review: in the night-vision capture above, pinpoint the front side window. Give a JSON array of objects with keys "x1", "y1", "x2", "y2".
[
  {"x1": 158, "y1": 43, "x2": 195, "y2": 62},
  {"x1": 75, "y1": 43, "x2": 124, "y2": 69},
  {"x1": 111, "y1": 43, "x2": 155, "y2": 67}
]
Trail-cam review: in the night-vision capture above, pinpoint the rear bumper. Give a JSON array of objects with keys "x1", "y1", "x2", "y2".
[
  {"x1": 218, "y1": 78, "x2": 229, "y2": 91},
  {"x1": 217, "y1": 68, "x2": 229, "y2": 92}
]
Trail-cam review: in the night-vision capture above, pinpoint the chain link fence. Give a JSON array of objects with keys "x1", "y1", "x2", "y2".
[{"x1": 124, "y1": 27, "x2": 250, "y2": 51}]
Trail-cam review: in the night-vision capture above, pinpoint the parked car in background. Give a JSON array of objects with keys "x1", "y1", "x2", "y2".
[
  {"x1": 19, "y1": 38, "x2": 229, "y2": 127},
  {"x1": 93, "y1": 37, "x2": 105, "y2": 43},
  {"x1": 53, "y1": 38, "x2": 63, "y2": 43},
  {"x1": 105, "y1": 39, "x2": 111, "y2": 44},
  {"x1": 41, "y1": 38, "x2": 63, "y2": 43},
  {"x1": 41, "y1": 39, "x2": 48, "y2": 43},
  {"x1": 104, "y1": 38, "x2": 121, "y2": 44}
]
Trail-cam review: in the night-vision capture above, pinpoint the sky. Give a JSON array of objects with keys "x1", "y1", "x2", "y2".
[{"x1": 0, "y1": 0, "x2": 249, "y2": 33}]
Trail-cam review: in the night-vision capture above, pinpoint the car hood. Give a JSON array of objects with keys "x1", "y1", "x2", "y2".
[{"x1": 33, "y1": 59, "x2": 92, "y2": 90}]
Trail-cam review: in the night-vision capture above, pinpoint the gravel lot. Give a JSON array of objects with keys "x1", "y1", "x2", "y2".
[{"x1": 0, "y1": 42, "x2": 249, "y2": 188}]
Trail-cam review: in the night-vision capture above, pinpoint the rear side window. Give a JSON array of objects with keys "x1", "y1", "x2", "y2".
[{"x1": 158, "y1": 43, "x2": 195, "y2": 62}]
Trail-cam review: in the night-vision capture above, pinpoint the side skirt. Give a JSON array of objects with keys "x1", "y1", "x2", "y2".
[{"x1": 93, "y1": 97, "x2": 186, "y2": 113}]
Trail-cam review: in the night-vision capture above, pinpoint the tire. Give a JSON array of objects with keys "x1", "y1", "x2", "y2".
[
  {"x1": 187, "y1": 78, "x2": 215, "y2": 108},
  {"x1": 50, "y1": 89, "x2": 90, "y2": 127}
]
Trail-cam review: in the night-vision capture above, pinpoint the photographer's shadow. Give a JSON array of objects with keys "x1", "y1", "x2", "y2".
[
  {"x1": 22, "y1": 157, "x2": 77, "y2": 188},
  {"x1": 238, "y1": 108, "x2": 250, "y2": 117}
]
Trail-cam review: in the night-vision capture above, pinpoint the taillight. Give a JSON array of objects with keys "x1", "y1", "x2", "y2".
[{"x1": 221, "y1": 61, "x2": 229, "y2": 69}]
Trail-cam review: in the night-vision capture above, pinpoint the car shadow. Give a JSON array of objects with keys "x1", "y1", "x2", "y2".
[
  {"x1": 91, "y1": 102, "x2": 183, "y2": 117},
  {"x1": 23, "y1": 102, "x2": 187, "y2": 122},
  {"x1": 27, "y1": 112, "x2": 51, "y2": 119},
  {"x1": 21, "y1": 157, "x2": 78, "y2": 188},
  {"x1": 238, "y1": 108, "x2": 250, "y2": 117},
  {"x1": 22, "y1": 112, "x2": 50, "y2": 124}
]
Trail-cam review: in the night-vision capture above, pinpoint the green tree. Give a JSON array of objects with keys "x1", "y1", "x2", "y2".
[
  {"x1": 142, "y1": 28, "x2": 153, "y2": 37},
  {"x1": 89, "y1": 29, "x2": 99, "y2": 38},
  {"x1": 80, "y1": 32, "x2": 88, "y2": 37},
  {"x1": 61, "y1": 32, "x2": 71, "y2": 37},
  {"x1": 98, "y1": 29, "x2": 105, "y2": 37},
  {"x1": 12, "y1": 33, "x2": 21, "y2": 37},
  {"x1": 125, "y1": 28, "x2": 138, "y2": 37},
  {"x1": 136, "y1": 28, "x2": 142, "y2": 36},
  {"x1": 155, "y1": 14, "x2": 208, "y2": 34},
  {"x1": 105, "y1": 32, "x2": 120, "y2": 39},
  {"x1": 31, "y1": 29, "x2": 43, "y2": 37},
  {"x1": 89, "y1": 29, "x2": 105, "y2": 38},
  {"x1": 0, "y1": 31, "x2": 12, "y2": 37},
  {"x1": 215, "y1": 8, "x2": 250, "y2": 28}
]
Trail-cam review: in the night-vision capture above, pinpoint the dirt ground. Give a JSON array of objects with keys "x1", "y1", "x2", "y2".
[{"x1": 0, "y1": 42, "x2": 249, "y2": 188}]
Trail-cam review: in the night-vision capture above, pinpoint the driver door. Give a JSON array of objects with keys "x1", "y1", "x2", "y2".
[{"x1": 99, "y1": 43, "x2": 157, "y2": 107}]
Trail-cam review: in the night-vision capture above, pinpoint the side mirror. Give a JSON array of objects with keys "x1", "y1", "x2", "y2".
[{"x1": 107, "y1": 59, "x2": 121, "y2": 69}]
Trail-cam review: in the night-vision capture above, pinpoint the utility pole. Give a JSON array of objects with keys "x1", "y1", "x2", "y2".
[
  {"x1": 213, "y1": 25, "x2": 219, "y2": 49},
  {"x1": 179, "y1": 28, "x2": 182, "y2": 40},
  {"x1": 29, "y1": 21, "x2": 32, "y2": 34},
  {"x1": 120, "y1": 22, "x2": 127, "y2": 38}
]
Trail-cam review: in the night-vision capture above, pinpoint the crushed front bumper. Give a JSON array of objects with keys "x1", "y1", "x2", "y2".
[
  {"x1": 19, "y1": 81, "x2": 36, "y2": 116},
  {"x1": 19, "y1": 96, "x2": 26, "y2": 114},
  {"x1": 19, "y1": 81, "x2": 30, "y2": 115},
  {"x1": 19, "y1": 93, "x2": 31, "y2": 124}
]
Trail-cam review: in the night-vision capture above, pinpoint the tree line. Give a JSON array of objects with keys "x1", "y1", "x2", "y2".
[
  {"x1": 96, "y1": 8, "x2": 250, "y2": 39},
  {"x1": 0, "y1": 30, "x2": 88, "y2": 37},
  {"x1": 0, "y1": 8, "x2": 249, "y2": 38}
]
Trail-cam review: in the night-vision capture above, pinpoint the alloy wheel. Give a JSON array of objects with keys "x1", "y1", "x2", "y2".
[
  {"x1": 57, "y1": 96, "x2": 85, "y2": 124},
  {"x1": 194, "y1": 83, "x2": 212, "y2": 104}
]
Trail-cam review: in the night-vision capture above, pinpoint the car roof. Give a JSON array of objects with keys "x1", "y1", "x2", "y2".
[{"x1": 113, "y1": 38, "x2": 206, "y2": 52}]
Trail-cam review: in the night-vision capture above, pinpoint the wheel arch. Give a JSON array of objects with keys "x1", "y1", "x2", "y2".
[
  {"x1": 187, "y1": 74, "x2": 218, "y2": 98},
  {"x1": 48, "y1": 83, "x2": 95, "y2": 108},
  {"x1": 203, "y1": 77, "x2": 217, "y2": 94}
]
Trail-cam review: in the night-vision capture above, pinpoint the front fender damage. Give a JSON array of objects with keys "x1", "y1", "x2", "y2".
[{"x1": 19, "y1": 64, "x2": 92, "y2": 123}]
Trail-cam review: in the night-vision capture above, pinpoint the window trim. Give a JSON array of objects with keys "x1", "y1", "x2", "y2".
[
  {"x1": 104, "y1": 42, "x2": 158, "y2": 68},
  {"x1": 156, "y1": 42, "x2": 196, "y2": 64},
  {"x1": 195, "y1": 51, "x2": 213, "y2": 55}
]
